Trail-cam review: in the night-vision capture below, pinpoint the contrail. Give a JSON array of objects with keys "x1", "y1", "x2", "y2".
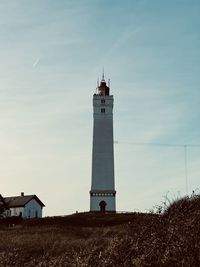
[{"x1": 32, "y1": 57, "x2": 41, "y2": 68}]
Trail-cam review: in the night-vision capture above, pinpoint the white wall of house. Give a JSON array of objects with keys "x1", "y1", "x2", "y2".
[
  {"x1": 10, "y1": 207, "x2": 23, "y2": 217},
  {"x1": 23, "y1": 199, "x2": 43, "y2": 218}
]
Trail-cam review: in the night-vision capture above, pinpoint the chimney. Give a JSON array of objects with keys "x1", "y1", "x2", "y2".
[{"x1": 21, "y1": 192, "x2": 24, "y2": 197}]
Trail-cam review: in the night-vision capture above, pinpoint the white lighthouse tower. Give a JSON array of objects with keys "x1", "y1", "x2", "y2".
[{"x1": 90, "y1": 75, "x2": 116, "y2": 212}]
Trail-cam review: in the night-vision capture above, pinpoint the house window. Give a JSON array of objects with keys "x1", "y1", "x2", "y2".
[
  {"x1": 101, "y1": 99, "x2": 105, "y2": 104},
  {"x1": 101, "y1": 108, "x2": 105, "y2": 113}
]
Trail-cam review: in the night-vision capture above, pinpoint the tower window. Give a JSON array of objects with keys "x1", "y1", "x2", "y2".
[
  {"x1": 101, "y1": 108, "x2": 105, "y2": 113},
  {"x1": 101, "y1": 99, "x2": 105, "y2": 104}
]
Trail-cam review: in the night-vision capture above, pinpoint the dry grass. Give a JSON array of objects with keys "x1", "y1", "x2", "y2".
[{"x1": 0, "y1": 196, "x2": 200, "y2": 266}]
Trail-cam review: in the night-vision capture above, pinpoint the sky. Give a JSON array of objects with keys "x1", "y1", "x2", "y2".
[{"x1": 0, "y1": 0, "x2": 200, "y2": 216}]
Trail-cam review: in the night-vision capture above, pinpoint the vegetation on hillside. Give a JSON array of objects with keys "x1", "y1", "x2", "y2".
[{"x1": 0, "y1": 194, "x2": 200, "y2": 266}]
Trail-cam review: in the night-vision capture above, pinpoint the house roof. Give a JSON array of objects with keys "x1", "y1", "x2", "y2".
[{"x1": 4, "y1": 195, "x2": 45, "y2": 208}]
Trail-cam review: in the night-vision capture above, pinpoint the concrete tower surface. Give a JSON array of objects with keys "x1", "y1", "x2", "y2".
[{"x1": 90, "y1": 76, "x2": 116, "y2": 212}]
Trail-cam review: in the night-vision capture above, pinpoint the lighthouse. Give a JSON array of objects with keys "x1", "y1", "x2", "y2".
[{"x1": 90, "y1": 75, "x2": 116, "y2": 212}]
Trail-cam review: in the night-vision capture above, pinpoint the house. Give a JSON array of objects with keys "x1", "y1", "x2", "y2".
[{"x1": 2, "y1": 192, "x2": 45, "y2": 218}]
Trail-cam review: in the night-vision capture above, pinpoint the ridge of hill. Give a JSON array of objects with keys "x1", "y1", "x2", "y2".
[{"x1": 0, "y1": 195, "x2": 200, "y2": 266}]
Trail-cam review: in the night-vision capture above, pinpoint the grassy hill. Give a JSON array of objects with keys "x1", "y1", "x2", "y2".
[{"x1": 0, "y1": 195, "x2": 200, "y2": 266}]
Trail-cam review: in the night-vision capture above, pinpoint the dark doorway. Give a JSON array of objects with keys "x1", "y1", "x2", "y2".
[{"x1": 99, "y1": 200, "x2": 107, "y2": 212}]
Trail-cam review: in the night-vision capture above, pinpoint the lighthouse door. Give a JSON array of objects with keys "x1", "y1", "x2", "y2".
[{"x1": 99, "y1": 200, "x2": 107, "y2": 212}]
